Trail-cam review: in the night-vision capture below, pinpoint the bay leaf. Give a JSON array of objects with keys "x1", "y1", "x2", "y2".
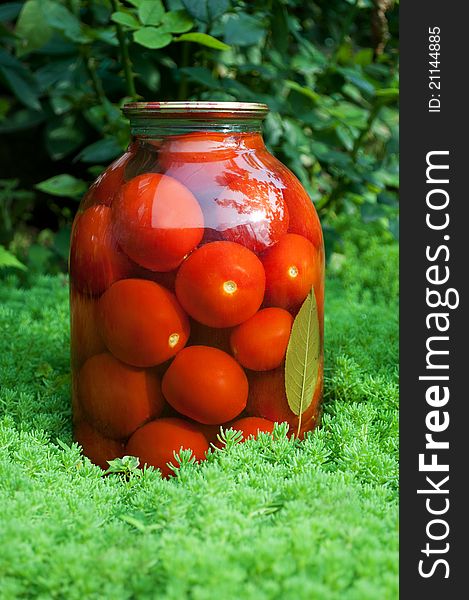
[{"x1": 284, "y1": 288, "x2": 320, "y2": 433}]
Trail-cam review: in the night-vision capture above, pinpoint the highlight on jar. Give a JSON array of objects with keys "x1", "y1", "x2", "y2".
[{"x1": 69, "y1": 101, "x2": 325, "y2": 476}]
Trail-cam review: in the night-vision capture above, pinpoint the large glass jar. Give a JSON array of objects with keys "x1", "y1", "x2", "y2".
[{"x1": 69, "y1": 102, "x2": 324, "y2": 475}]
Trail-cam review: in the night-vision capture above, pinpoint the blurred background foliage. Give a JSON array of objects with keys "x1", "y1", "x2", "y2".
[{"x1": 0, "y1": 0, "x2": 398, "y2": 280}]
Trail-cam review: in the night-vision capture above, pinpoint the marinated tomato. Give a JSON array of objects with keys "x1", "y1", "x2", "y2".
[
  {"x1": 82, "y1": 150, "x2": 134, "y2": 209},
  {"x1": 112, "y1": 172, "x2": 204, "y2": 272},
  {"x1": 229, "y1": 416, "x2": 275, "y2": 440},
  {"x1": 246, "y1": 360, "x2": 323, "y2": 436},
  {"x1": 162, "y1": 345, "x2": 248, "y2": 425},
  {"x1": 70, "y1": 289, "x2": 106, "y2": 367},
  {"x1": 230, "y1": 307, "x2": 293, "y2": 371},
  {"x1": 69, "y1": 205, "x2": 131, "y2": 296},
  {"x1": 160, "y1": 134, "x2": 289, "y2": 253},
  {"x1": 261, "y1": 233, "x2": 318, "y2": 310},
  {"x1": 74, "y1": 421, "x2": 124, "y2": 469},
  {"x1": 78, "y1": 352, "x2": 164, "y2": 440},
  {"x1": 98, "y1": 279, "x2": 190, "y2": 367},
  {"x1": 175, "y1": 241, "x2": 265, "y2": 328},
  {"x1": 126, "y1": 417, "x2": 209, "y2": 477}
]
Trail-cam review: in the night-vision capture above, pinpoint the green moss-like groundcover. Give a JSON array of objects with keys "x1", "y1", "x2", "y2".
[{"x1": 0, "y1": 239, "x2": 398, "y2": 600}]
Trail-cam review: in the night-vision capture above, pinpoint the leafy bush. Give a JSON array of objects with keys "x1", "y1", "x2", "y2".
[{"x1": 0, "y1": 0, "x2": 398, "y2": 277}]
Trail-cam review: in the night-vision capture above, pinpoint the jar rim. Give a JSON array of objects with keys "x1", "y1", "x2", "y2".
[{"x1": 122, "y1": 101, "x2": 269, "y2": 120}]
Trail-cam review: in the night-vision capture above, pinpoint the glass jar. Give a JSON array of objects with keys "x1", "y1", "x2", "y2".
[{"x1": 69, "y1": 102, "x2": 324, "y2": 475}]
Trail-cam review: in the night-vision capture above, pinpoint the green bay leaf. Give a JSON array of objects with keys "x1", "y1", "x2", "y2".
[{"x1": 284, "y1": 289, "x2": 320, "y2": 432}]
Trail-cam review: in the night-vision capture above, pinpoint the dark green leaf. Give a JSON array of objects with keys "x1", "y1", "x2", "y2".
[
  {"x1": 133, "y1": 27, "x2": 172, "y2": 49},
  {"x1": 0, "y1": 108, "x2": 44, "y2": 133},
  {"x1": 0, "y1": 2, "x2": 23, "y2": 22},
  {"x1": 76, "y1": 138, "x2": 122, "y2": 163},
  {"x1": 45, "y1": 118, "x2": 85, "y2": 160},
  {"x1": 180, "y1": 66, "x2": 219, "y2": 88},
  {"x1": 181, "y1": 0, "x2": 229, "y2": 23},
  {"x1": 224, "y1": 13, "x2": 265, "y2": 46},
  {"x1": 111, "y1": 11, "x2": 140, "y2": 29},
  {"x1": 174, "y1": 32, "x2": 229, "y2": 50},
  {"x1": 0, "y1": 65, "x2": 40, "y2": 110},
  {"x1": 375, "y1": 88, "x2": 399, "y2": 103},
  {"x1": 35, "y1": 175, "x2": 87, "y2": 198},
  {"x1": 138, "y1": 0, "x2": 164, "y2": 26},
  {"x1": 35, "y1": 58, "x2": 77, "y2": 91},
  {"x1": 83, "y1": 26, "x2": 118, "y2": 46},
  {"x1": 53, "y1": 226, "x2": 71, "y2": 260},
  {"x1": 43, "y1": 1, "x2": 88, "y2": 43},
  {"x1": 0, "y1": 245, "x2": 27, "y2": 271},
  {"x1": 15, "y1": 0, "x2": 52, "y2": 56}
]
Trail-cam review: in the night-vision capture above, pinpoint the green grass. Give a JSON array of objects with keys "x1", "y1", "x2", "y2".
[{"x1": 0, "y1": 238, "x2": 399, "y2": 600}]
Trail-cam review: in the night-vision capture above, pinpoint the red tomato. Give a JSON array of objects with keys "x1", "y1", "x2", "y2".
[
  {"x1": 246, "y1": 359, "x2": 324, "y2": 436},
  {"x1": 98, "y1": 279, "x2": 190, "y2": 367},
  {"x1": 160, "y1": 134, "x2": 289, "y2": 253},
  {"x1": 74, "y1": 421, "x2": 124, "y2": 469},
  {"x1": 82, "y1": 150, "x2": 134, "y2": 209},
  {"x1": 78, "y1": 352, "x2": 164, "y2": 439},
  {"x1": 175, "y1": 241, "x2": 266, "y2": 328},
  {"x1": 214, "y1": 164, "x2": 289, "y2": 253},
  {"x1": 159, "y1": 131, "x2": 239, "y2": 164},
  {"x1": 230, "y1": 308, "x2": 293, "y2": 371},
  {"x1": 112, "y1": 173, "x2": 204, "y2": 272},
  {"x1": 125, "y1": 417, "x2": 209, "y2": 477},
  {"x1": 282, "y1": 172, "x2": 323, "y2": 249},
  {"x1": 162, "y1": 345, "x2": 248, "y2": 425},
  {"x1": 261, "y1": 233, "x2": 318, "y2": 310},
  {"x1": 69, "y1": 205, "x2": 131, "y2": 296},
  {"x1": 70, "y1": 289, "x2": 106, "y2": 367},
  {"x1": 260, "y1": 155, "x2": 323, "y2": 249},
  {"x1": 229, "y1": 416, "x2": 275, "y2": 440}
]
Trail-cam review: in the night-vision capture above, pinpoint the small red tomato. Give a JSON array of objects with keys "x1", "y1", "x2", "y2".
[
  {"x1": 214, "y1": 165, "x2": 289, "y2": 253},
  {"x1": 69, "y1": 205, "x2": 131, "y2": 296},
  {"x1": 82, "y1": 149, "x2": 134, "y2": 209},
  {"x1": 260, "y1": 156, "x2": 323, "y2": 249},
  {"x1": 162, "y1": 345, "x2": 248, "y2": 424},
  {"x1": 160, "y1": 135, "x2": 289, "y2": 253},
  {"x1": 74, "y1": 421, "x2": 124, "y2": 469},
  {"x1": 112, "y1": 172, "x2": 204, "y2": 272},
  {"x1": 70, "y1": 289, "x2": 106, "y2": 367},
  {"x1": 261, "y1": 233, "x2": 318, "y2": 310},
  {"x1": 175, "y1": 241, "x2": 265, "y2": 328},
  {"x1": 159, "y1": 131, "x2": 239, "y2": 164},
  {"x1": 125, "y1": 417, "x2": 209, "y2": 477},
  {"x1": 246, "y1": 359, "x2": 323, "y2": 436},
  {"x1": 78, "y1": 352, "x2": 164, "y2": 439},
  {"x1": 98, "y1": 279, "x2": 190, "y2": 367},
  {"x1": 229, "y1": 416, "x2": 275, "y2": 440},
  {"x1": 282, "y1": 173, "x2": 323, "y2": 249},
  {"x1": 230, "y1": 308, "x2": 293, "y2": 371}
]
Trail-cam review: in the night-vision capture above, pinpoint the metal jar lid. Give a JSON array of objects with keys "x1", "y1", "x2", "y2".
[{"x1": 122, "y1": 101, "x2": 269, "y2": 120}]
